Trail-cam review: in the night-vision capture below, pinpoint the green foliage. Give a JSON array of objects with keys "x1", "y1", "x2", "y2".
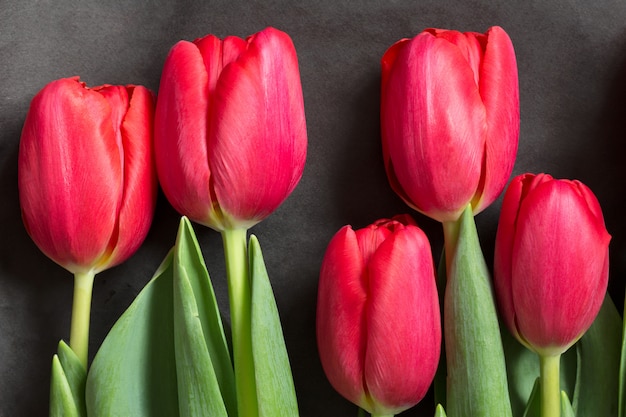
[
  {"x1": 85, "y1": 252, "x2": 179, "y2": 416},
  {"x1": 249, "y1": 235, "x2": 299, "y2": 416},
  {"x1": 507, "y1": 294, "x2": 621, "y2": 417},
  {"x1": 444, "y1": 206, "x2": 513, "y2": 417},
  {"x1": 85, "y1": 217, "x2": 297, "y2": 416},
  {"x1": 50, "y1": 341, "x2": 87, "y2": 417}
]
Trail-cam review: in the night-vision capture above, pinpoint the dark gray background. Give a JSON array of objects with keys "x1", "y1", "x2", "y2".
[{"x1": 2, "y1": 1, "x2": 626, "y2": 416}]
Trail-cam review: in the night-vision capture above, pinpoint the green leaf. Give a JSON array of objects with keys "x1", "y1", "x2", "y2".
[
  {"x1": 504, "y1": 330, "x2": 539, "y2": 417},
  {"x1": 443, "y1": 205, "x2": 512, "y2": 417},
  {"x1": 573, "y1": 293, "x2": 621, "y2": 417},
  {"x1": 562, "y1": 391, "x2": 575, "y2": 417},
  {"x1": 50, "y1": 341, "x2": 86, "y2": 417},
  {"x1": 249, "y1": 235, "x2": 299, "y2": 417},
  {"x1": 521, "y1": 378, "x2": 540, "y2": 417},
  {"x1": 435, "y1": 404, "x2": 448, "y2": 417},
  {"x1": 522, "y1": 379, "x2": 577, "y2": 417},
  {"x1": 86, "y1": 217, "x2": 240, "y2": 417},
  {"x1": 172, "y1": 217, "x2": 233, "y2": 417},
  {"x1": 503, "y1": 328, "x2": 577, "y2": 417},
  {"x1": 85, "y1": 251, "x2": 179, "y2": 417},
  {"x1": 50, "y1": 356, "x2": 79, "y2": 417}
]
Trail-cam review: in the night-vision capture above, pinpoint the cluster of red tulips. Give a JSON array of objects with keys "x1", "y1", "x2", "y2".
[
  {"x1": 318, "y1": 26, "x2": 616, "y2": 417},
  {"x1": 17, "y1": 24, "x2": 620, "y2": 417}
]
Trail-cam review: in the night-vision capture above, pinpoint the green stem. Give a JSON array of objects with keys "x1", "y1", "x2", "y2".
[
  {"x1": 539, "y1": 354, "x2": 561, "y2": 417},
  {"x1": 222, "y1": 228, "x2": 258, "y2": 417},
  {"x1": 69, "y1": 271, "x2": 95, "y2": 369},
  {"x1": 442, "y1": 219, "x2": 461, "y2": 275}
]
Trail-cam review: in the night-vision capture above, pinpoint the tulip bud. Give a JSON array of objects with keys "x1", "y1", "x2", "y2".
[
  {"x1": 154, "y1": 27, "x2": 307, "y2": 232},
  {"x1": 494, "y1": 173, "x2": 610, "y2": 355},
  {"x1": 316, "y1": 216, "x2": 441, "y2": 416},
  {"x1": 18, "y1": 77, "x2": 157, "y2": 274},
  {"x1": 381, "y1": 26, "x2": 519, "y2": 222}
]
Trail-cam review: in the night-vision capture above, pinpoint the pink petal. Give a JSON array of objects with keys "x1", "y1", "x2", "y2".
[
  {"x1": 493, "y1": 174, "x2": 526, "y2": 339},
  {"x1": 104, "y1": 85, "x2": 157, "y2": 270},
  {"x1": 365, "y1": 226, "x2": 441, "y2": 413},
  {"x1": 194, "y1": 34, "x2": 247, "y2": 97},
  {"x1": 209, "y1": 27, "x2": 307, "y2": 228},
  {"x1": 426, "y1": 29, "x2": 485, "y2": 86},
  {"x1": 316, "y1": 226, "x2": 368, "y2": 407},
  {"x1": 381, "y1": 32, "x2": 486, "y2": 222},
  {"x1": 512, "y1": 181, "x2": 610, "y2": 352},
  {"x1": 473, "y1": 26, "x2": 519, "y2": 214},
  {"x1": 154, "y1": 40, "x2": 215, "y2": 226},
  {"x1": 18, "y1": 78, "x2": 121, "y2": 272}
]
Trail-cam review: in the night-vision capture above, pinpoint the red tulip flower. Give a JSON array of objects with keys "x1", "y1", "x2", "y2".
[
  {"x1": 155, "y1": 27, "x2": 307, "y2": 415},
  {"x1": 317, "y1": 216, "x2": 441, "y2": 416},
  {"x1": 494, "y1": 173, "x2": 610, "y2": 355},
  {"x1": 381, "y1": 26, "x2": 519, "y2": 222},
  {"x1": 19, "y1": 77, "x2": 157, "y2": 275},
  {"x1": 18, "y1": 76, "x2": 157, "y2": 367},
  {"x1": 154, "y1": 26, "x2": 307, "y2": 232}
]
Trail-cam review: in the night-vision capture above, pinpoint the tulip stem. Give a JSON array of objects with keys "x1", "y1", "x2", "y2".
[
  {"x1": 222, "y1": 228, "x2": 258, "y2": 417},
  {"x1": 69, "y1": 271, "x2": 95, "y2": 369},
  {"x1": 442, "y1": 218, "x2": 461, "y2": 275},
  {"x1": 539, "y1": 353, "x2": 561, "y2": 417}
]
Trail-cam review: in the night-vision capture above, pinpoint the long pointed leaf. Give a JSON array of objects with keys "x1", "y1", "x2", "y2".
[
  {"x1": 85, "y1": 252, "x2": 179, "y2": 417},
  {"x1": 522, "y1": 378, "x2": 540, "y2": 417},
  {"x1": 573, "y1": 293, "x2": 621, "y2": 417},
  {"x1": 562, "y1": 391, "x2": 576, "y2": 417},
  {"x1": 173, "y1": 218, "x2": 232, "y2": 417},
  {"x1": 444, "y1": 206, "x2": 512, "y2": 417},
  {"x1": 50, "y1": 340, "x2": 86, "y2": 417},
  {"x1": 172, "y1": 263, "x2": 228, "y2": 417},
  {"x1": 50, "y1": 355, "x2": 79, "y2": 417},
  {"x1": 249, "y1": 235, "x2": 299, "y2": 417},
  {"x1": 435, "y1": 404, "x2": 448, "y2": 417}
]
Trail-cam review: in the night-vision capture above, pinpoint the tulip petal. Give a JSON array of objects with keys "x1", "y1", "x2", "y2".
[
  {"x1": 493, "y1": 174, "x2": 528, "y2": 340},
  {"x1": 209, "y1": 27, "x2": 307, "y2": 228},
  {"x1": 100, "y1": 85, "x2": 157, "y2": 270},
  {"x1": 380, "y1": 38, "x2": 409, "y2": 95},
  {"x1": 381, "y1": 32, "x2": 487, "y2": 222},
  {"x1": 354, "y1": 222, "x2": 393, "y2": 266},
  {"x1": 154, "y1": 41, "x2": 215, "y2": 226},
  {"x1": 473, "y1": 26, "x2": 519, "y2": 214},
  {"x1": 316, "y1": 226, "x2": 368, "y2": 408},
  {"x1": 512, "y1": 181, "x2": 610, "y2": 353},
  {"x1": 426, "y1": 29, "x2": 485, "y2": 86},
  {"x1": 18, "y1": 78, "x2": 121, "y2": 272},
  {"x1": 365, "y1": 226, "x2": 440, "y2": 414},
  {"x1": 194, "y1": 35, "x2": 247, "y2": 97}
]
